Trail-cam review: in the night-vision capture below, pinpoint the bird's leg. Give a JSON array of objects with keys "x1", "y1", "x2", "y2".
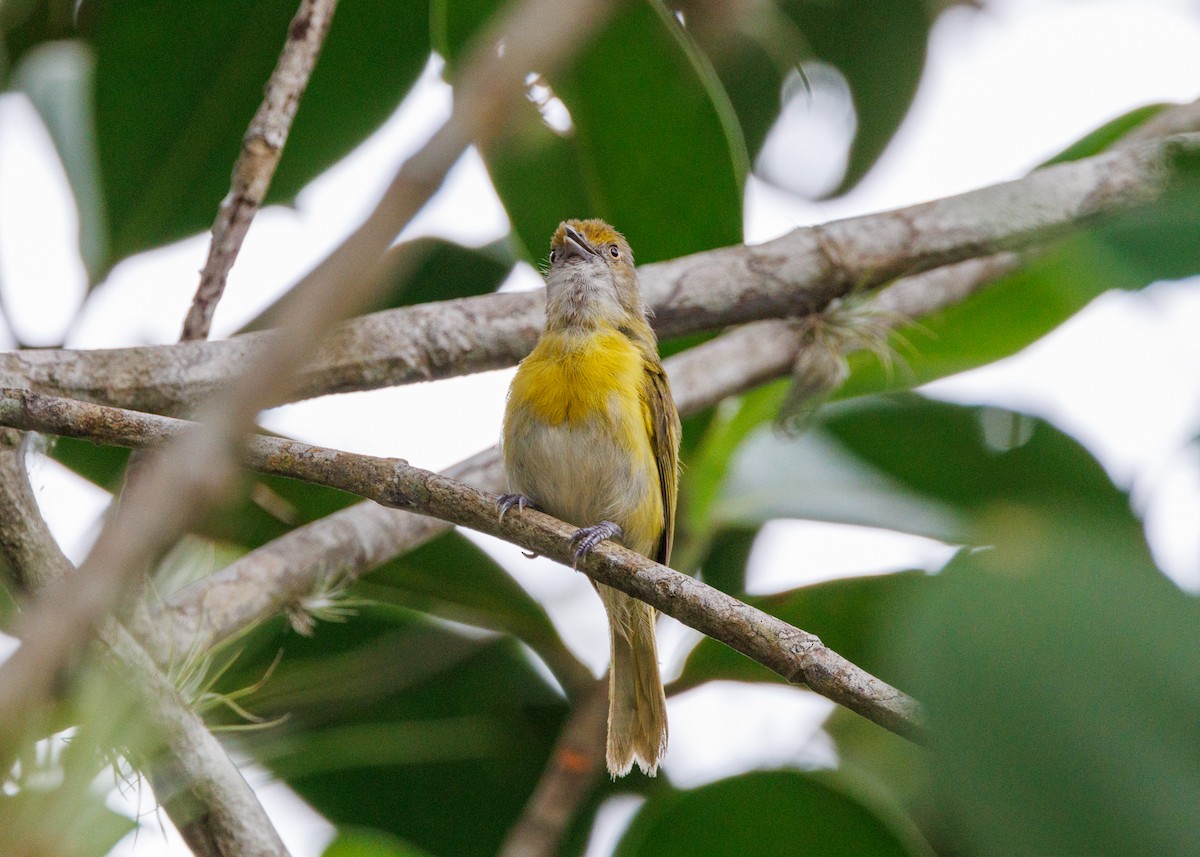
[
  {"x1": 496, "y1": 493, "x2": 538, "y2": 521},
  {"x1": 570, "y1": 521, "x2": 623, "y2": 569}
]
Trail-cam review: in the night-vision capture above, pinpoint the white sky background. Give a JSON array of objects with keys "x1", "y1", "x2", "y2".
[{"x1": 2, "y1": 0, "x2": 1200, "y2": 854}]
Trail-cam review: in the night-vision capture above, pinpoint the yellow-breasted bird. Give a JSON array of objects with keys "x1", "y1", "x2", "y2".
[{"x1": 499, "y1": 219, "x2": 681, "y2": 777}]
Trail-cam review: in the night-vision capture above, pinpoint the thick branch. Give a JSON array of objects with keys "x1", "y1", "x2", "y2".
[
  {"x1": 0, "y1": 389, "x2": 925, "y2": 742},
  {"x1": 0, "y1": 0, "x2": 615, "y2": 768},
  {"x1": 182, "y1": 0, "x2": 339, "y2": 342},
  {"x1": 0, "y1": 431, "x2": 289, "y2": 857},
  {"x1": 1, "y1": 131, "x2": 1196, "y2": 414}
]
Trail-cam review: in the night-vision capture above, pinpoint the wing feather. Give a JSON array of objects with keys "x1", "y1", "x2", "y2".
[{"x1": 643, "y1": 358, "x2": 681, "y2": 566}]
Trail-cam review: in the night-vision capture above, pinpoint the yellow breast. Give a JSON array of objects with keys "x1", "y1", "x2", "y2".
[{"x1": 508, "y1": 328, "x2": 646, "y2": 427}]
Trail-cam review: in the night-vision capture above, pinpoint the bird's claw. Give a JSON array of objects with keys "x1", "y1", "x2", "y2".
[
  {"x1": 497, "y1": 494, "x2": 542, "y2": 559},
  {"x1": 570, "y1": 521, "x2": 623, "y2": 569},
  {"x1": 496, "y1": 493, "x2": 536, "y2": 522}
]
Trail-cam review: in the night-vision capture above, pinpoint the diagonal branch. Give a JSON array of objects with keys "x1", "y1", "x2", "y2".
[
  {"x1": 0, "y1": 389, "x2": 926, "y2": 743},
  {"x1": 0, "y1": 0, "x2": 617, "y2": 770},
  {"x1": 0, "y1": 430, "x2": 289, "y2": 857},
  {"x1": 1, "y1": 129, "x2": 1197, "y2": 414},
  {"x1": 140, "y1": 248, "x2": 1017, "y2": 662},
  {"x1": 182, "y1": 0, "x2": 339, "y2": 342}
]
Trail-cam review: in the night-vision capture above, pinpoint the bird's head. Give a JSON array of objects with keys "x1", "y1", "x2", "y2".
[{"x1": 544, "y1": 219, "x2": 646, "y2": 332}]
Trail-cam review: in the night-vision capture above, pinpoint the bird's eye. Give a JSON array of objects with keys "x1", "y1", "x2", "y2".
[
  {"x1": 549, "y1": 250, "x2": 557, "y2": 263},
  {"x1": 609, "y1": 245, "x2": 620, "y2": 258}
]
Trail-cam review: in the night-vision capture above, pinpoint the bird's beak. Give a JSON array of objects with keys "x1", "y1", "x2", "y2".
[{"x1": 558, "y1": 225, "x2": 597, "y2": 263}]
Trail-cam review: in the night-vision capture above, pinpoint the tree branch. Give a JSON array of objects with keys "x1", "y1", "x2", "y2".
[
  {"x1": 135, "y1": 251, "x2": 1010, "y2": 669},
  {"x1": 0, "y1": 388, "x2": 926, "y2": 743},
  {"x1": 0, "y1": 430, "x2": 289, "y2": 857},
  {"x1": 0, "y1": 0, "x2": 616, "y2": 770},
  {"x1": 1, "y1": 130, "x2": 1197, "y2": 414},
  {"x1": 181, "y1": 0, "x2": 339, "y2": 342}
]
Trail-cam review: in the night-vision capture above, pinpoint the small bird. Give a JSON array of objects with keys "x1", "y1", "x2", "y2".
[{"x1": 499, "y1": 219, "x2": 680, "y2": 777}]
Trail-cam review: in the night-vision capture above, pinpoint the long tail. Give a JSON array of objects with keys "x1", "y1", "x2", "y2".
[{"x1": 598, "y1": 583, "x2": 668, "y2": 777}]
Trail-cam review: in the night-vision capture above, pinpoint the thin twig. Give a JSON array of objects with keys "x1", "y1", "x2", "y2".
[
  {"x1": 0, "y1": 0, "x2": 616, "y2": 770},
  {"x1": 0, "y1": 430, "x2": 290, "y2": 857},
  {"x1": 0, "y1": 388, "x2": 926, "y2": 742},
  {"x1": 2, "y1": 130, "x2": 1199, "y2": 414},
  {"x1": 182, "y1": 0, "x2": 340, "y2": 342}
]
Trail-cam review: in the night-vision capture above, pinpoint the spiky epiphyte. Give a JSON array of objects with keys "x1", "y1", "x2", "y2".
[{"x1": 777, "y1": 297, "x2": 913, "y2": 434}]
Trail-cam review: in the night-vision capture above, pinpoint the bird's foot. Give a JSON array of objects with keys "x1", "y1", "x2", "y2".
[
  {"x1": 570, "y1": 521, "x2": 623, "y2": 569},
  {"x1": 496, "y1": 494, "x2": 542, "y2": 558},
  {"x1": 496, "y1": 493, "x2": 537, "y2": 521}
]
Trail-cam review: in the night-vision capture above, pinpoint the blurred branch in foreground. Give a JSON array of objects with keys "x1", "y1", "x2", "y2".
[{"x1": 0, "y1": 430, "x2": 289, "y2": 857}]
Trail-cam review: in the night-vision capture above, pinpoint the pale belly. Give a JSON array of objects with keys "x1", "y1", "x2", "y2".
[{"x1": 503, "y1": 397, "x2": 662, "y2": 558}]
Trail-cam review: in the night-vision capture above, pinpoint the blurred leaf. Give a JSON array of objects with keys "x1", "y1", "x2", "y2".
[
  {"x1": 677, "y1": 384, "x2": 962, "y2": 572},
  {"x1": 714, "y1": 428, "x2": 964, "y2": 539},
  {"x1": 673, "y1": 1, "x2": 807, "y2": 160},
  {"x1": 824, "y1": 705, "x2": 929, "y2": 816},
  {"x1": 819, "y1": 395, "x2": 1136, "y2": 530},
  {"x1": 614, "y1": 769, "x2": 928, "y2": 857},
  {"x1": 694, "y1": 525, "x2": 758, "y2": 593},
  {"x1": 323, "y1": 828, "x2": 435, "y2": 857},
  {"x1": 677, "y1": 397, "x2": 1139, "y2": 692},
  {"x1": 674, "y1": 569, "x2": 935, "y2": 692},
  {"x1": 78, "y1": 0, "x2": 430, "y2": 275},
  {"x1": 1041, "y1": 102, "x2": 1169, "y2": 166},
  {"x1": 0, "y1": 791, "x2": 133, "y2": 857},
  {"x1": 217, "y1": 607, "x2": 568, "y2": 857},
  {"x1": 0, "y1": 0, "x2": 75, "y2": 81},
  {"x1": 11, "y1": 40, "x2": 107, "y2": 284},
  {"x1": 359, "y1": 531, "x2": 584, "y2": 690},
  {"x1": 779, "y1": 0, "x2": 932, "y2": 195},
  {"x1": 889, "y1": 508, "x2": 1199, "y2": 857},
  {"x1": 438, "y1": 0, "x2": 746, "y2": 263},
  {"x1": 240, "y1": 237, "x2": 516, "y2": 333},
  {"x1": 681, "y1": 381, "x2": 788, "y2": 539}
]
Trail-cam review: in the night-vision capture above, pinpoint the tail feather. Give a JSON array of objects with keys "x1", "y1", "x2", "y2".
[{"x1": 599, "y1": 584, "x2": 667, "y2": 777}]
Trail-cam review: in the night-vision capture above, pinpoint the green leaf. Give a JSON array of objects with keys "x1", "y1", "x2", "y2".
[
  {"x1": 440, "y1": 0, "x2": 746, "y2": 264},
  {"x1": 889, "y1": 511, "x2": 1199, "y2": 857},
  {"x1": 1041, "y1": 102, "x2": 1169, "y2": 166},
  {"x1": 713, "y1": 427, "x2": 964, "y2": 540},
  {"x1": 779, "y1": 0, "x2": 933, "y2": 195},
  {"x1": 216, "y1": 607, "x2": 569, "y2": 857},
  {"x1": 676, "y1": 398, "x2": 1139, "y2": 692},
  {"x1": 10, "y1": 40, "x2": 107, "y2": 283},
  {"x1": 819, "y1": 395, "x2": 1136, "y2": 530},
  {"x1": 0, "y1": 0, "x2": 76, "y2": 83},
  {"x1": 78, "y1": 0, "x2": 430, "y2": 275},
  {"x1": 693, "y1": 525, "x2": 759, "y2": 594},
  {"x1": 323, "y1": 828, "x2": 435, "y2": 857},
  {"x1": 360, "y1": 531, "x2": 584, "y2": 691},
  {"x1": 613, "y1": 770, "x2": 927, "y2": 857},
  {"x1": 674, "y1": 569, "x2": 936, "y2": 692}
]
